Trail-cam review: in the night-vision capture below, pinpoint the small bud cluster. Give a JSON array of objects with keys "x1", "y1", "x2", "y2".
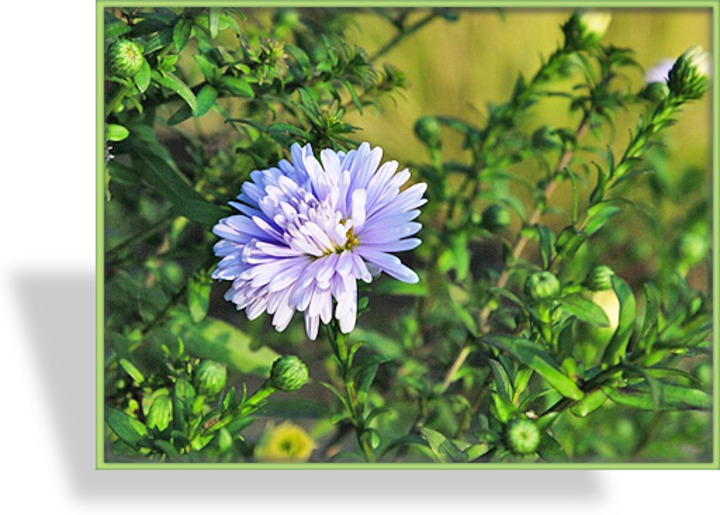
[
  {"x1": 269, "y1": 355, "x2": 309, "y2": 392},
  {"x1": 668, "y1": 46, "x2": 710, "y2": 100},
  {"x1": 108, "y1": 39, "x2": 144, "y2": 78}
]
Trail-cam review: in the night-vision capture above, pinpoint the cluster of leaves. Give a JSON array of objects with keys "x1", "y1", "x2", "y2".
[{"x1": 103, "y1": 7, "x2": 712, "y2": 464}]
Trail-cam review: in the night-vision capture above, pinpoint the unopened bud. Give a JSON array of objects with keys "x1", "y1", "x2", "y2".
[
  {"x1": 195, "y1": 360, "x2": 227, "y2": 396},
  {"x1": 481, "y1": 204, "x2": 511, "y2": 233},
  {"x1": 414, "y1": 116, "x2": 441, "y2": 147},
  {"x1": 108, "y1": 39, "x2": 144, "y2": 78},
  {"x1": 269, "y1": 355, "x2": 309, "y2": 392},
  {"x1": 563, "y1": 11, "x2": 611, "y2": 49},
  {"x1": 668, "y1": 45, "x2": 711, "y2": 100},
  {"x1": 585, "y1": 265, "x2": 614, "y2": 292},
  {"x1": 525, "y1": 271, "x2": 561, "y2": 302},
  {"x1": 505, "y1": 418, "x2": 541, "y2": 455}
]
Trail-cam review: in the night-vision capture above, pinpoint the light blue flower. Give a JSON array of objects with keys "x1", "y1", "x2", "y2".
[{"x1": 212, "y1": 142, "x2": 427, "y2": 340}]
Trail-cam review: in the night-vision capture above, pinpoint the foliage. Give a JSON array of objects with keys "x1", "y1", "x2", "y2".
[{"x1": 103, "y1": 7, "x2": 712, "y2": 464}]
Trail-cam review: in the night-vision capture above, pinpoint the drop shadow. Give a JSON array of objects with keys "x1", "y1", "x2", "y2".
[{"x1": 15, "y1": 270, "x2": 603, "y2": 503}]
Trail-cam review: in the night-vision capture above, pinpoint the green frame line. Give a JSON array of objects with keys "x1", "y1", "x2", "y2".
[{"x1": 96, "y1": 0, "x2": 720, "y2": 470}]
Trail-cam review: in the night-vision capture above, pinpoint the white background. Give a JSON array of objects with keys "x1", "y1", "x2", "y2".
[{"x1": 0, "y1": 1, "x2": 716, "y2": 513}]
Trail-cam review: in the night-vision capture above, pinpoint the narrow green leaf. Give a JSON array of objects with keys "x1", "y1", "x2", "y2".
[
  {"x1": 106, "y1": 408, "x2": 148, "y2": 447},
  {"x1": 491, "y1": 393, "x2": 517, "y2": 423},
  {"x1": 118, "y1": 358, "x2": 145, "y2": 384},
  {"x1": 104, "y1": 13, "x2": 133, "y2": 39},
  {"x1": 451, "y1": 232, "x2": 470, "y2": 281},
  {"x1": 173, "y1": 17, "x2": 192, "y2": 52},
  {"x1": 152, "y1": 70, "x2": 199, "y2": 114},
  {"x1": 536, "y1": 431, "x2": 567, "y2": 462},
  {"x1": 167, "y1": 104, "x2": 193, "y2": 126},
  {"x1": 601, "y1": 276, "x2": 636, "y2": 367},
  {"x1": 134, "y1": 58, "x2": 152, "y2": 93},
  {"x1": 570, "y1": 389, "x2": 607, "y2": 417},
  {"x1": 419, "y1": 427, "x2": 468, "y2": 463},
  {"x1": 209, "y1": 8, "x2": 220, "y2": 38},
  {"x1": 194, "y1": 54, "x2": 219, "y2": 82},
  {"x1": 172, "y1": 377, "x2": 195, "y2": 433},
  {"x1": 488, "y1": 359, "x2": 513, "y2": 401},
  {"x1": 584, "y1": 201, "x2": 622, "y2": 236},
  {"x1": 267, "y1": 123, "x2": 311, "y2": 140},
  {"x1": 187, "y1": 273, "x2": 212, "y2": 323},
  {"x1": 559, "y1": 294, "x2": 610, "y2": 327},
  {"x1": 603, "y1": 383, "x2": 711, "y2": 411},
  {"x1": 536, "y1": 225, "x2": 557, "y2": 269},
  {"x1": 152, "y1": 439, "x2": 181, "y2": 459},
  {"x1": 484, "y1": 335, "x2": 584, "y2": 401},
  {"x1": 142, "y1": 28, "x2": 174, "y2": 54}
]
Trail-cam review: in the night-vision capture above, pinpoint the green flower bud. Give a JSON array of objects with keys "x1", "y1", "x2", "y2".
[
  {"x1": 108, "y1": 39, "x2": 144, "y2": 78},
  {"x1": 269, "y1": 355, "x2": 309, "y2": 392},
  {"x1": 195, "y1": 360, "x2": 227, "y2": 396},
  {"x1": 563, "y1": 11, "x2": 611, "y2": 49},
  {"x1": 414, "y1": 116, "x2": 441, "y2": 147},
  {"x1": 146, "y1": 394, "x2": 173, "y2": 431},
  {"x1": 639, "y1": 81, "x2": 670, "y2": 103},
  {"x1": 676, "y1": 232, "x2": 707, "y2": 265},
  {"x1": 585, "y1": 265, "x2": 615, "y2": 292},
  {"x1": 481, "y1": 204, "x2": 511, "y2": 233},
  {"x1": 505, "y1": 418, "x2": 541, "y2": 455},
  {"x1": 668, "y1": 46, "x2": 710, "y2": 100},
  {"x1": 524, "y1": 271, "x2": 561, "y2": 302}
]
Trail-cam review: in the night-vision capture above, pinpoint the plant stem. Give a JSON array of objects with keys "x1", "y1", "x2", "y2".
[
  {"x1": 369, "y1": 10, "x2": 440, "y2": 63},
  {"x1": 326, "y1": 326, "x2": 376, "y2": 462}
]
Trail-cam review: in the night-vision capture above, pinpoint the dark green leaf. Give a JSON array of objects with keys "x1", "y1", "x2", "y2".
[
  {"x1": 536, "y1": 431, "x2": 567, "y2": 462},
  {"x1": 167, "y1": 104, "x2": 193, "y2": 125},
  {"x1": 601, "y1": 276, "x2": 636, "y2": 367},
  {"x1": 172, "y1": 377, "x2": 195, "y2": 433},
  {"x1": 106, "y1": 408, "x2": 148, "y2": 447},
  {"x1": 152, "y1": 439, "x2": 181, "y2": 459},
  {"x1": 152, "y1": 70, "x2": 199, "y2": 114},
  {"x1": 584, "y1": 201, "x2": 622, "y2": 236},
  {"x1": 187, "y1": 273, "x2": 212, "y2": 323},
  {"x1": 489, "y1": 359, "x2": 513, "y2": 400},
  {"x1": 267, "y1": 123, "x2": 311, "y2": 140},
  {"x1": 195, "y1": 84, "x2": 218, "y2": 117},
  {"x1": 484, "y1": 335, "x2": 584, "y2": 401},
  {"x1": 194, "y1": 54, "x2": 219, "y2": 82},
  {"x1": 419, "y1": 427, "x2": 468, "y2": 463},
  {"x1": 559, "y1": 294, "x2": 610, "y2": 327},
  {"x1": 173, "y1": 17, "x2": 192, "y2": 52},
  {"x1": 142, "y1": 28, "x2": 174, "y2": 54},
  {"x1": 105, "y1": 13, "x2": 133, "y2": 39},
  {"x1": 536, "y1": 225, "x2": 557, "y2": 269}
]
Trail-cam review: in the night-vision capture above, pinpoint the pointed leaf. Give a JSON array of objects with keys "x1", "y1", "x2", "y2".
[
  {"x1": 559, "y1": 294, "x2": 610, "y2": 327},
  {"x1": 106, "y1": 408, "x2": 148, "y2": 447},
  {"x1": 419, "y1": 427, "x2": 468, "y2": 463},
  {"x1": 601, "y1": 276, "x2": 636, "y2": 367}
]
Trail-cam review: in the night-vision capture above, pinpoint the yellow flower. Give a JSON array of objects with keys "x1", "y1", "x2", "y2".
[{"x1": 254, "y1": 422, "x2": 316, "y2": 462}]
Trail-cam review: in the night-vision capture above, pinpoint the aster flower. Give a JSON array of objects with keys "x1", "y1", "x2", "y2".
[{"x1": 212, "y1": 142, "x2": 427, "y2": 340}]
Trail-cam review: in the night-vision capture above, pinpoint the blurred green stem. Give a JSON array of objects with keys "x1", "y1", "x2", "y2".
[{"x1": 369, "y1": 10, "x2": 440, "y2": 63}]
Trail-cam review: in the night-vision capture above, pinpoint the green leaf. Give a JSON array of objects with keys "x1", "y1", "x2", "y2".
[
  {"x1": 106, "y1": 124, "x2": 130, "y2": 142},
  {"x1": 152, "y1": 439, "x2": 181, "y2": 459},
  {"x1": 570, "y1": 389, "x2": 607, "y2": 417},
  {"x1": 167, "y1": 104, "x2": 193, "y2": 126},
  {"x1": 451, "y1": 232, "x2": 470, "y2": 281},
  {"x1": 179, "y1": 316, "x2": 280, "y2": 376},
  {"x1": 130, "y1": 150, "x2": 227, "y2": 225},
  {"x1": 142, "y1": 28, "x2": 173, "y2": 54},
  {"x1": 484, "y1": 335, "x2": 584, "y2": 401},
  {"x1": 105, "y1": 13, "x2": 133, "y2": 39},
  {"x1": 491, "y1": 393, "x2": 517, "y2": 423},
  {"x1": 172, "y1": 377, "x2": 195, "y2": 433},
  {"x1": 195, "y1": 84, "x2": 218, "y2": 117},
  {"x1": 559, "y1": 294, "x2": 610, "y2": 327},
  {"x1": 209, "y1": 8, "x2": 220, "y2": 38},
  {"x1": 152, "y1": 70, "x2": 199, "y2": 114},
  {"x1": 584, "y1": 201, "x2": 622, "y2": 237},
  {"x1": 267, "y1": 123, "x2": 311, "y2": 140},
  {"x1": 194, "y1": 54, "x2": 220, "y2": 82},
  {"x1": 488, "y1": 359, "x2": 513, "y2": 400},
  {"x1": 372, "y1": 277, "x2": 428, "y2": 297},
  {"x1": 106, "y1": 408, "x2": 148, "y2": 447},
  {"x1": 219, "y1": 76, "x2": 255, "y2": 98},
  {"x1": 146, "y1": 394, "x2": 173, "y2": 431},
  {"x1": 118, "y1": 358, "x2": 145, "y2": 384},
  {"x1": 187, "y1": 273, "x2": 212, "y2": 323},
  {"x1": 536, "y1": 225, "x2": 557, "y2": 269},
  {"x1": 603, "y1": 383, "x2": 711, "y2": 411},
  {"x1": 134, "y1": 58, "x2": 152, "y2": 93},
  {"x1": 601, "y1": 276, "x2": 636, "y2": 367},
  {"x1": 173, "y1": 17, "x2": 192, "y2": 52},
  {"x1": 419, "y1": 427, "x2": 468, "y2": 463},
  {"x1": 536, "y1": 431, "x2": 567, "y2": 462}
]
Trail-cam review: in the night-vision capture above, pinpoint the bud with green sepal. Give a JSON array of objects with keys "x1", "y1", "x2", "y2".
[
  {"x1": 414, "y1": 116, "x2": 441, "y2": 148},
  {"x1": 668, "y1": 46, "x2": 710, "y2": 101},
  {"x1": 269, "y1": 355, "x2": 309, "y2": 392},
  {"x1": 504, "y1": 417, "x2": 541, "y2": 455},
  {"x1": 585, "y1": 265, "x2": 615, "y2": 292},
  {"x1": 562, "y1": 10, "x2": 611, "y2": 50},
  {"x1": 525, "y1": 271, "x2": 561, "y2": 303},
  {"x1": 108, "y1": 39, "x2": 144, "y2": 78},
  {"x1": 481, "y1": 204, "x2": 511, "y2": 233},
  {"x1": 194, "y1": 360, "x2": 227, "y2": 397}
]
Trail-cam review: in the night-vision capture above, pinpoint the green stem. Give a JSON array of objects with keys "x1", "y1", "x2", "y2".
[
  {"x1": 369, "y1": 10, "x2": 440, "y2": 63},
  {"x1": 106, "y1": 82, "x2": 134, "y2": 118},
  {"x1": 326, "y1": 325, "x2": 376, "y2": 462}
]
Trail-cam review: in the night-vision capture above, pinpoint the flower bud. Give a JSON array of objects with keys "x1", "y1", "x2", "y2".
[
  {"x1": 269, "y1": 355, "x2": 309, "y2": 392},
  {"x1": 254, "y1": 421, "x2": 315, "y2": 462},
  {"x1": 563, "y1": 11, "x2": 611, "y2": 49},
  {"x1": 505, "y1": 418, "x2": 541, "y2": 455},
  {"x1": 639, "y1": 81, "x2": 670, "y2": 103},
  {"x1": 108, "y1": 39, "x2": 144, "y2": 78},
  {"x1": 195, "y1": 360, "x2": 227, "y2": 396},
  {"x1": 146, "y1": 394, "x2": 173, "y2": 431},
  {"x1": 481, "y1": 204, "x2": 511, "y2": 233},
  {"x1": 414, "y1": 116, "x2": 441, "y2": 147},
  {"x1": 524, "y1": 271, "x2": 561, "y2": 302},
  {"x1": 585, "y1": 265, "x2": 614, "y2": 292},
  {"x1": 668, "y1": 45, "x2": 711, "y2": 100}
]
